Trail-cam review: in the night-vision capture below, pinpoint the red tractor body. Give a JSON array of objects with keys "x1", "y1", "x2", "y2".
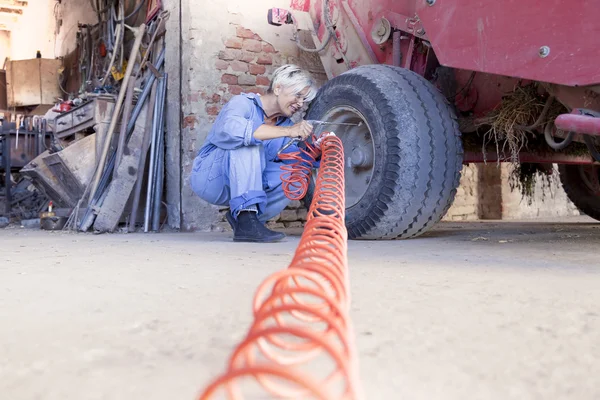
[{"x1": 268, "y1": 0, "x2": 600, "y2": 239}]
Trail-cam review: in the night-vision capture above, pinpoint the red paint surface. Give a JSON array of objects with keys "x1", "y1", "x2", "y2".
[
  {"x1": 417, "y1": 0, "x2": 600, "y2": 86},
  {"x1": 296, "y1": 0, "x2": 599, "y2": 86}
]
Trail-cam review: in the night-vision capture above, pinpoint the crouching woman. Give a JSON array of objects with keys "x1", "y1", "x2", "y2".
[{"x1": 189, "y1": 64, "x2": 322, "y2": 243}]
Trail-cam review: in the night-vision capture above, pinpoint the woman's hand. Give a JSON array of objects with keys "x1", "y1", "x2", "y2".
[
  {"x1": 254, "y1": 120, "x2": 313, "y2": 141},
  {"x1": 287, "y1": 120, "x2": 313, "y2": 140}
]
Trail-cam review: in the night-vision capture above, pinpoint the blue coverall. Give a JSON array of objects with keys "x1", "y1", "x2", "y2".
[{"x1": 189, "y1": 93, "x2": 318, "y2": 223}]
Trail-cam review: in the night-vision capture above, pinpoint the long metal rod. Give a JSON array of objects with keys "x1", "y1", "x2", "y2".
[
  {"x1": 77, "y1": 49, "x2": 166, "y2": 230},
  {"x1": 152, "y1": 125, "x2": 165, "y2": 231},
  {"x1": 129, "y1": 80, "x2": 159, "y2": 232},
  {"x1": 144, "y1": 75, "x2": 166, "y2": 232},
  {"x1": 115, "y1": 78, "x2": 136, "y2": 170},
  {"x1": 89, "y1": 23, "x2": 146, "y2": 205},
  {"x1": 143, "y1": 77, "x2": 163, "y2": 231},
  {"x1": 145, "y1": 74, "x2": 167, "y2": 232},
  {"x1": 152, "y1": 72, "x2": 168, "y2": 231}
]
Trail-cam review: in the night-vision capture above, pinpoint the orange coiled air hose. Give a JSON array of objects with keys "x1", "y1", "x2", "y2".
[
  {"x1": 277, "y1": 135, "x2": 321, "y2": 201},
  {"x1": 197, "y1": 134, "x2": 362, "y2": 400}
]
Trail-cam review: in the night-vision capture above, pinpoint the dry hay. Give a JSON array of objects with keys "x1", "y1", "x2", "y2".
[
  {"x1": 475, "y1": 84, "x2": 568, "y2": 163},
  {"x1": 475, "y1": 84, "x2": 569, "y2": 202}
]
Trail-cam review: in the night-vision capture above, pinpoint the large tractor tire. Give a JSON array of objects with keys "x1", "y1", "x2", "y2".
[
  {"x1": 304, "y1": 64, "x2": 463, "y2": 240},
  {"x1": 558, "y1": 164, "x2": 600, "y2": 221}
]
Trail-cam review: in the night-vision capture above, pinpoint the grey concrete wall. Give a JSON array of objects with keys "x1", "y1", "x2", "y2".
[{"x1": 164, "y1": 0, "x2": 182, "y2": 229}]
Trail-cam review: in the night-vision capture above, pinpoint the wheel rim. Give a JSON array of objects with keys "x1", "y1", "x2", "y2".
[
  {"x1": 317, "y1": 106, "x2": 375, "y2": 208},
  {"x1": 578, "y1": 165, "x2": 600, "y2": 196}
]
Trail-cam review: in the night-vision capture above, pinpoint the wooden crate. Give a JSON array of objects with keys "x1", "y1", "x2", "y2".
[{"x1": 5, "y1": 58, "x2": 62, "y2": 107}]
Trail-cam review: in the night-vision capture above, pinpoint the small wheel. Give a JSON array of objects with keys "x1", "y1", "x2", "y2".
[
  {"x1": 303, "y1": 64, "x2": 463, "y2": 240},
  {"x1": 558, "y1": 164, "x2": 600, "y2": 221}
]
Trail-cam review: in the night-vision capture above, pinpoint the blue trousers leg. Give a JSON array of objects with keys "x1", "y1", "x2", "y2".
[
  {"x1": 259, "y1": 159, "x2": 292, "y2": 223},
  {"x1": 190, "y1": 146, "x2": 291, "y2": 222}
]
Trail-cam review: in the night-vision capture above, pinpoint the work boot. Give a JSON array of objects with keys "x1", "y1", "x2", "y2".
[{"x1": 233, "y1": 211, "x2": 286, "y2": 243}]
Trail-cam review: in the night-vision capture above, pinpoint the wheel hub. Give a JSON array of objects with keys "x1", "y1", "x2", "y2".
[{"x1": 319, "y1": 106, "x2": 375, "y2": 208}]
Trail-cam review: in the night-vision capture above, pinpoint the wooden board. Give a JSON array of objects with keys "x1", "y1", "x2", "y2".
[
  {"x1": 43, "y1": 134, "x2": 97, "y2": 200},
  {"x1": 20, "y1": 150, "x2": 77, "y2": 208},
  {"x1": 93, "y1": 101, "x2": 151, "y2": 233},
  {"x1": 6, "y1": 59, "x2": 62, "y2": 107}
]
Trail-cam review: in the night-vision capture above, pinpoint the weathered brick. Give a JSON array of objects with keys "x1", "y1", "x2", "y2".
[
  {"x1": 257, "y1": 55, "x2": 273, "y2": 65},
  {"x1": 215, "y1": 59, "x2": 229, "y2": 70},
  {"x1": 206, "y1": 105, "x2": 220, "y2": 116},
  {"x1": 267, "y1": 222, "x2": 285, "y2": 229},
  {"x1": 238, "y1": 74, "x2": 256, "y2": 85},
  {"x1": 236, "y1": 26, "x2": 255, "y2": 39},
  {"x1": 238, "y1": 51, "x2": 256, "y2": 63},
  {"x1": 221, "y1": 74, "x2": 238, "y2": 85},
  {"x1": 262, "y1": 43, "x2": 276, "y2": 53},
  {"x1": 187, "y1": 92, "x2": 199, "y2": 102},
  {"x1": 211, "y1": 93, "x2": 221, "y2": 103},
  {"x1": 224, "y1": 38, "x2": 243, "y2": 49},
  {"x1": 228, "y1": 85, "x2": 243, "y2": 95},
  {"x1": 182, "y1": 114, "x2": 198, "y2": 129},
  {"x1": 249, "y1": 64, "x2": 266, "y2": 75},
  {"x1": 297, "y1": 208, "x2": 308, "y2": 220},
  {"x1": 230, "y1": 60, "x2": 249, "y2": 72},
  {"x1": 218, "y1": 49, "x2": 241, "y2": 61},
  {"x1": 288, "y1": 200, "x2": 302, "y2": 209},
  {"x1": 279, "y1": 210, "x2": 298, "y2": 222},
  {"x1": 284, "y1": 221, "x2": 304, "y2": 228},
  {"x1": 256, "y1": 75, "x2": 270, "y2": 86},
  {"x1": 243, "y1": 39, "x2": 262, "y2": 53}
]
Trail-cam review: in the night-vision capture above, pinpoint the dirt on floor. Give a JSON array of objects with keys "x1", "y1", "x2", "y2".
[{"x1": 1, "y1": 216, "x2": 600, "y2": 400}]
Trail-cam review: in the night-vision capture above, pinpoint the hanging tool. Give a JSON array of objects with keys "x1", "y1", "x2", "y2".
[
  {"x1": 277, "y1": 137, "x2": 302, "y2": 156},
  {"x1": 306, "y1": 119, "x2": 362, "y2": 128}
]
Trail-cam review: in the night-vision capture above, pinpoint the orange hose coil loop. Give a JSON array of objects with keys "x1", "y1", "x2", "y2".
[
  {"x1": 198, "y1": 134, "x2": 362, "y2": 400},
  {"x1": 278, "y1": 136, "x2": 321, "y2": 201}
]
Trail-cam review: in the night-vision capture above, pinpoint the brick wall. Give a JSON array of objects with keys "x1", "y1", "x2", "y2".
[
  {"x1": 500, "y1": 164, "x2": 580, "y2": 219},
  {"x1": 442, "y1": 165, "x2": 480, "y2": 221},
  {"x1": 195, "y1": 25, "x2": 320, "y2": 123}
]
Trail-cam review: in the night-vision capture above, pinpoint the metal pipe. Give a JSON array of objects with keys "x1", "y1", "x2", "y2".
[
  {"x1": 129, "y1": 80, "x2": 159, "y2": 232},
  {"x1": 152, "y1": 72, "x2": 168, "y2": 231},
  {"x1": 555, "y1": 112, "x2": 600, "y2": 136},
  {"x1": 152, "y1": 127, "x2": 165, "y2": 231},
  {"x1": 90, "y1": 22, "x2": 146, "y2": 203},
  {"x1": 144, "y1": 75, "x2": 165, "y2": 232},
  {"x1": 115, "y1": 78, "x2": 136, "y2": 169},
  {"x1": 126, "y1": 48, "x2": 165, "y2": 135}
]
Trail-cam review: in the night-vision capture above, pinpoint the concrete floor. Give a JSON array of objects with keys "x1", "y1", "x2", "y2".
[{"x1": 1, "y1": 216, "x2": 600, "y2": 400}]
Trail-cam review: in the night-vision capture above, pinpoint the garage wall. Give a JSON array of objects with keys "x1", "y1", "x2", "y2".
[
  {"x1": 0, "y1": 31, "x2": 10, "y2": 66},
  {"x1": 443, "y1": 163, "x2": 579, "y2": 222},
  {"x1": 9, "y1": 0, "x2": 55, "y2": 60},
  {"x1": 53, "y1": 0, "x2": 97, "y2": 57}
]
